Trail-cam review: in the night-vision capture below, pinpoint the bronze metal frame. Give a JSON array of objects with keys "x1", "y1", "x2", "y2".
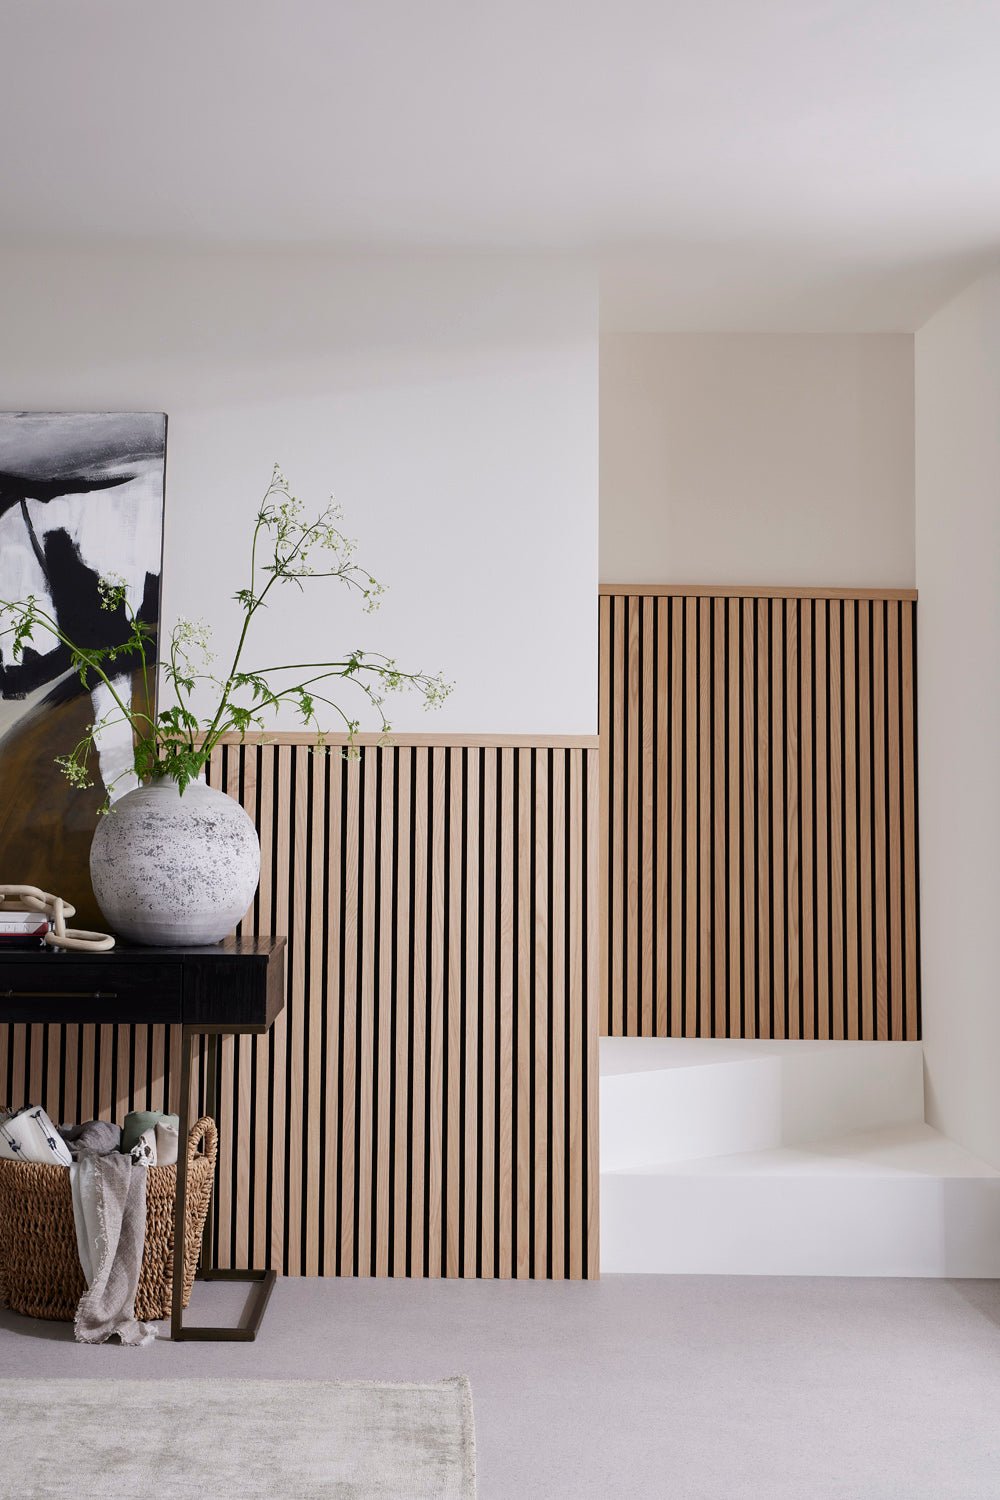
[{"x1": 170, "y1": 1024, "x2": 276, "y2": 1342}]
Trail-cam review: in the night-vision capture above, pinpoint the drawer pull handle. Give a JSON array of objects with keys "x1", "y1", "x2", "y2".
[{"x1": 3, "y1": 989, "x2": 119, "y2": 1001}]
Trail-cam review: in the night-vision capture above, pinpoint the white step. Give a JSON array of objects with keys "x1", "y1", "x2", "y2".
[
  {"x1": 601, "y1": 1122, "x2": 1000, "y2": 1276},
  {"x1": 600, "y1": 1038, "x2": 925, "y2": 1171}
]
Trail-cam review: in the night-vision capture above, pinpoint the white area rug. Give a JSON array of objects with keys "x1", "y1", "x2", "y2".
[{"x1": 0, "y1": 1376, "x2": 476, "y2": 1498}]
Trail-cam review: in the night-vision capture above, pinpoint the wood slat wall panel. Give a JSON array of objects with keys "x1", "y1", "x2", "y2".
[
  {"x1": 1, "y1": 739, "x2": 599, "y2": 1279},
  {"x1": 600, "y1": 590, "x2": 920, "y2": 1041}
]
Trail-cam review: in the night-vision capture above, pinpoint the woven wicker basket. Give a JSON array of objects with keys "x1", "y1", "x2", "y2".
[{"x1": 0, "y1": 1115, "x2": 217, "y2": 1323}]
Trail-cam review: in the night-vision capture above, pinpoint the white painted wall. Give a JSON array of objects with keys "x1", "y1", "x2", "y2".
[
  {"x1": 600, "y1": 332, "x2": 914, "y2": 587},
  {"x1": 0, "y1": 251, "x2": 598, "y2": 735},
  {"x1": 915, "y1": 268, "x2": 1000, "y2": 1167}
]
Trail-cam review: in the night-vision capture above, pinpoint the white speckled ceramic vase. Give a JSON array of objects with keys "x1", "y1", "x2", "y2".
[{"x1": 90, "y1": 780, "x2": 261, "y2": 946}]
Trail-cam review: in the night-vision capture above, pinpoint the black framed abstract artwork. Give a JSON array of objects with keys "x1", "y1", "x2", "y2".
[{"x1": 0, "y1": 412, "x2": 166, "y2": 925}]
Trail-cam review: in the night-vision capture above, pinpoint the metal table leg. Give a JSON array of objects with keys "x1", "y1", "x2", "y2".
[
  {"x1": 170, "y1": 1026, "x2": 276, "y2": 1342},
  {"x1": 200, "y1": 1032, "x2": 219, "y2": 1270}
]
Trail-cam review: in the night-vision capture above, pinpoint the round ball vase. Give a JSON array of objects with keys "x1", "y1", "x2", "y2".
[{"x1": 90, "y1": 780, "x2": 261, "y2": 946}]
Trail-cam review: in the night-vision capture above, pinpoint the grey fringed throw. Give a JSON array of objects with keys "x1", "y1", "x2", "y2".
[{"x1": 69, "y1": 1140, "x2": 155, "y2": 1347}]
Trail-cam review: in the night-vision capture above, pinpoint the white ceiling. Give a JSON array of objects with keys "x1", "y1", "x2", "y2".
[{"x1": 3, "y1": 0, "x2": 1000, "y2": 329}]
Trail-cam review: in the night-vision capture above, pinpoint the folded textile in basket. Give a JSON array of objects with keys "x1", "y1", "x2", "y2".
[
  {"x1": 121, "y1": 1111, "x2": 179, "y2": 1166},
  {"x1": 62, "y1": 1117, "x2": 156, "y2": 1345},
  {"x1": 0, "y1": 1106, "x2": 73, "y2": 1166},
  {"x1": 60, "y1": 1119, "x2": 121, "y2": 1155},
  {"x1": 69, "y1": 1145, "x2": 156, "y2": 1348}
]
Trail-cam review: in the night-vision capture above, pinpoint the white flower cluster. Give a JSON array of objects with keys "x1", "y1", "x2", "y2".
[
  {"x1": 423, "y1": 673, "x2": 452, "y2": 708},
  {"x1": 97, "y1": 573, "x2": 127, "y2": 611},
  {"x1": 362, "y1": 576, "x2": 386, "y2": 613},
  {"x1": 172, "y1": 618, "x2": 214, "y2": 662}
]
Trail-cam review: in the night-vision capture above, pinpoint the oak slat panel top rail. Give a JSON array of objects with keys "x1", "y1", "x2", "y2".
[
  {"x1": 600, "y1": 591, "x2": 920, "y2": 1043},
  {"x1": 210, "y1": 732, "x2": 600, "y2": 749},
  {"x1": 600, "y1": 584, "x2": 918, "y2": 601}
]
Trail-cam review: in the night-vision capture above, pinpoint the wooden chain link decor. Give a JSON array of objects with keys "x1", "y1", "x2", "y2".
[{"x1": 0, "y1": 885, "x2": 115, "y2": 953}]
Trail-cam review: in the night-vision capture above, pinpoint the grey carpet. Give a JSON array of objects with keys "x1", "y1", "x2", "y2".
[
  {"x1": 0, "y1": 1376, "x2": 476, "y2": 1499},
  {"x1": 3, "y1": 1276, "x2": 1000, "y2": 1498}
]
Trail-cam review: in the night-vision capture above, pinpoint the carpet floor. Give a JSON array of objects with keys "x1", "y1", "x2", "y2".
[{"x1": 2, "y1": 1274, "x2": 999, "y2": 1498}]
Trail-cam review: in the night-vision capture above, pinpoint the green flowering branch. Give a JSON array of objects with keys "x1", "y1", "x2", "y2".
[{"x1": 0, "y1": 465, "x2": 452, "y2": 808}]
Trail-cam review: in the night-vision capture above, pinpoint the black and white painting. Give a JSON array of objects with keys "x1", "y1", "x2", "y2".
[{"x1": 0, "y1": 412, "x2": 166, "y2": 922}]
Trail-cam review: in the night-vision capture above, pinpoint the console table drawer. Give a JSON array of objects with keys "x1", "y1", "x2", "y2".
[{"x1": 0, "y1": 962, "x2": 183, "y2": 1024}]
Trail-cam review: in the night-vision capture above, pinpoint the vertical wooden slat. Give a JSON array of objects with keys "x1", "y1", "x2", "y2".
[
  {"x1": 670, "y1": 597, "x2": 684, "y2": 1035},
  {"x1": 785, "y1": 600, "x2": 801, "y2": 1038},
  {"x1": 497, "y1": 747, "x2": 515, "y2": 1279},
  {"x1": 409, "y1": 747, "x2": 429, "y2": 1278},
  {"x1": 132, "y1": 1024, "x2": 148, "y2": 1114},
  {"x1": 813, "y1": 601, "x2": 829, "y2": 1040},
  {"x1": 799, "y1": 601, "x2": 815, "y2": 1038},
  {"x1": 713, "y1": 598, "x2": 728, "y2": 1039},
  {"x1": 375, "y1": 749, "x2": 395, "y2": 1279},
  {"x1": 655, "y1": 598, "x2": 670, "y2": 1036},
  {"x1": 322, "y1": 748, "x2": 342, "y2": 1276},
  {"x1": 685, "y1": 596, "x2": 699, "y2": 1035},
  {"x1": 843, "y1": 604, "x2": 860, "y2": 1040},
  {"x1": 97, "y1": 1024, "x2": 113, "y2": 1123},
  {"x1": 427, "y1": 747, "x2": 446, "y2": 1277},
  {"x1": 741, "y1": 598, "x2": 757, "y2": 1036},
  {"x1": 445, "y1": 748, "x2": 463, "y2": 1279},
  {"x1": 901, "y1": 603, "x2": 919, "y2": 1039},
  {"x1": 770, "y1": 600, "x2": 786, "y2": 1039},
  {"x1": 286, "y1": 747, "x2": 310, "y2": 1273},
  {"x1": 478, "y1": 749, "x2": 497, "y2": 1280},
  {"x1": 728, "y1": 597, "x2": 742, "y2": 1036},
  {"x1": 254, "y1": 746, "x2": 274, "y2": 1274},
  {"x1": 887, "y1": 603, "x2": 904, "y2": 1042},
  {"x1": 148, "y1": 1025, "x2": 164, "y2": 1130},
  {"x1": 301, "y1": 749, "x2": 325, "y2": 1278},
  {"x1": 214, "y1": 1030, "x2": 235, "y2": 1268},
  {"x1": 549, "y1": 749, "x2": 566, "y2": 1280},
  {"x1": 610, "y1": 598, "x2": 625, "y2": 1037},
  {"x1": 532, "y1": 751, "x2": 550, "y2": 1280},
  {"x1": 27, "y1": 1026, "x2": 43, "y2": 1116},
  {"x1": 584, "y1": 745, "x2": 600, "y2": 1279},
  {"x1": 463, "y1": 748, "x2": 481, "y2": 1280},
  {"x1": 857, "y1": 602, "x2": 875, "y2": 1042},
  {"x1": 391, "y1": 748, "x2": 412, "y2": 1278},
  {"x1": 80, "y1": 1023, "x2": 96, "y2": 1121},
  {"x1": 641, "y1": 596, "x2": 656, "y2": 1037},
  {"x1": 234, "y1": 748, "x2": 258, "y2": 1272},
  {"x1": 220, "y1": 749, "x2": 243, "y2": 1269},
  {"x1": 354, "y1": 749, "x2": 376, "y2": 1278},
  {"x1": 13, "y1": 1027, "x2": 27, "y2": 1115},
  {"x1": 113, "y1": 1023, "x2": 130, "y2": 1125},
  {"x1": 260, "y1": 746, "x2": 287, "y2": 1268},
  {"x1": 515, "y1": 749, "x2": 533, "y2": 1279},
  {"x1": 756, "y1": 597, "x2": 771, "y2": 1035},
  {"x1": 698, "y1": 596, "x2": 712, "y2": 1038},
  {"x1": 567, "y1": 748, "x2": 585, "y2": 1278},
  {"x1": 598, "y1": 596, "x2": 612, "y2": 1041},
  {"x1": 829, "y1": 603, "x2": 845, "y2": 1041},
  {"x1": 339, "y1": 755, "x2": 359, "y2": 1277},
  {"x1": 872, "y1": 604, "x2": 889, "y2": 1038},
  {"x1": 625, "y1": 598, "x2": 640, "y2": 1038}
]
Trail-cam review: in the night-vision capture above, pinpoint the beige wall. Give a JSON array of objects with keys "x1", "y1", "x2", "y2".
[
  {"x1": 916, "y1": 267, "x2": 1000, "y2": 1167},
  {"x1": 600, "y1": 332, "x2": 914, "y2": 587}
]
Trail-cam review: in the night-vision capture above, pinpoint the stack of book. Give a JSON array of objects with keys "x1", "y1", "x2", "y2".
[{"x1": 0, "y1": 909, "x2": 51, "y2": 948}]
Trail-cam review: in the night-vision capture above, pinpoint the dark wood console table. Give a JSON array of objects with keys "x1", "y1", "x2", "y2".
[{"x1": 0, "y1": 935, "x2": 286, "y2": 1343}]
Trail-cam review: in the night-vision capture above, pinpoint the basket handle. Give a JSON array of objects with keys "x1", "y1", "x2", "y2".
[{"x1": 186, "y1": 1115, "x2": 218, "y2": 1174}]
